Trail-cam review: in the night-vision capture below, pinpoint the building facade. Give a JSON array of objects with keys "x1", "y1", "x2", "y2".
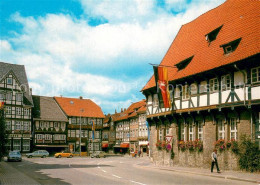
[
  {"x1": 54, "y1": 96, "x2": 104, "y2": 154},
  {"x1": 142, "y1": 0, "x2": 259, "y2": 170},
  {"x1": 32, "y1": 96, "x2": 68, "y2": 153},
  {"x1": 0, "y1": 62, "x2": 33, "y2": 152}
]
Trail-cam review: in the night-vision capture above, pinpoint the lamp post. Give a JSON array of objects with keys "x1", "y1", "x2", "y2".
[{"x1": 79, "y1": 108, "x2": 84, "y2": 157}]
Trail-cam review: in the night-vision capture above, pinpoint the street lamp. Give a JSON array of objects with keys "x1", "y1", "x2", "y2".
[{"x1": 79, "y1": 108, "x2": 84, "y2": 157}]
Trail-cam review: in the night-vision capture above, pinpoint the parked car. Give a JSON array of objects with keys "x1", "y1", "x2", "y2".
[
  {"x1": 7, "y1": 151, "x2": 22, "y2": 162},
  {"x1": 26, "y1": 150, "x2": 49, "y2": 158},
  {"x1": 54, "y1": 151, "x2": 73, "y2": 158},
  {"x1": 91, "y1": 151, "x2": 106, "y2": 158}
]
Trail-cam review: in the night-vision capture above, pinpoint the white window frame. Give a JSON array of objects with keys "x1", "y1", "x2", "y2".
[
  {"x1": 218, "y1": 120, "x2": 225, "y2": 140},
  {"x1": 153, "y1": 94, "x2": 159, "y2": 107},
  {"x1": 7, "y1": 77, "x2": 12, "y2": 85},
  {"x1": 209, "y1": 78, "x2": 219, "y2": 92},
  {"x1": 6, "y1": 120, "x2": 11, "y2": 130},
  {"x1": 45, "y1": 134, "x2": 52, "y2": 140},
  {"x1": 159, "y1": 128, "x2": 164, "y2": 141},
  {"x1": 6, "y1": 106, "x2": 12, "y2": 115},
  {"x1": 24, "y1": 108, "x2": 30, "y2": 116},
  {"x1": 23, "y1": 122, "x2": 29, "y2": 131},
  {"x1": 23, "y1": 139, "x2": 30, "y2": 151},
  {"x1": 230, "y1": 118, "x2": 238, "y2": 140},
  {"x1": 15, "y1": 121, "x2": 21, "y2": 130},
  {"x1": 37, "y1": 134, "x2": 43, "y2": 140},
  {"x1": 251, "y1": 67, "x2": 260, "y2": 83},
  {"x1": 180, "y1": 122, "x2": 186, "y2": 141},
  {"x1": 188, "y1": 122, "x2": 194, "y2": 141},
  {"x1": 182, "y1": 85, "x2": 190, "y2": 100},
  {"x1": 221, "y1": 74, "x2": 231, "y2": 91},
  {"x1": 6, "y1": 92, "x2": 12, "y2": 101},
  {"x1": 16, "y1": 93, "x2": 22, "y2": 102},
  {"x1": 13, "y1": 139, "x2": 21, "y2": 151},
  {"x1": 16, "y1": 107, "x2": 22, "y2": 115},
  {"x1": 198, "y1": 121, "x2": 203, "y2": 141}
]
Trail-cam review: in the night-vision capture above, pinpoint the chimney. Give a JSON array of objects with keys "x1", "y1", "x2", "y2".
[
  {"x1": 79, "y1": 96, "x2": 83, "y2": 99},
  {"x1": 124, "y1": 108, "x2": 126, "y2": 112},
  {"x1": 121, "y1": 108, "x2": 123, "y2": 113},
  {"x1": 115, "y1": 109, "x2": 117, "y2": 114}
]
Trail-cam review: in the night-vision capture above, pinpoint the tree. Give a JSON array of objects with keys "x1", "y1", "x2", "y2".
[{"x1": 0, "y1": 106, "x2": 8, "y2": 161}]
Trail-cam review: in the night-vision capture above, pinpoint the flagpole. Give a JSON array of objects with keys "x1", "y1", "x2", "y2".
[{"x1": 149, "y1": 63, "x2": 177, "y2": 69}]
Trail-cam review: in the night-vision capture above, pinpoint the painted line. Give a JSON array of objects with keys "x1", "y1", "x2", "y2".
[
  {"x1": 112, "y1": 174, "x2": 122, "y2": 179},
  {"x1": 102, "y1": 170, "x2": 107, "y2": 173},
  {"x1": 130, "y1": 180, "x2": 146, "y2": 185}
]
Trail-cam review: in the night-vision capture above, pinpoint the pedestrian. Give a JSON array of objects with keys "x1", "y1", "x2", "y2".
[
  {"x1": 138, "y1": 150, "x2": 141, "y2": 157},
  {"x1": 211, "y1": 149, "x2": 221, "y2": 173}
]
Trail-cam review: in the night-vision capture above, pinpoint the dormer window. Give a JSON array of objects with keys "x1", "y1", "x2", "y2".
[
  {"x1": 205, "y1": 25, "x2": 223, "y2": 43},
  {"x1": 175, "y1": 56, "x2": 194, "y2": 71},
  {"x1": 220, "y1": 38, "x2": 241, "y2": 55}
]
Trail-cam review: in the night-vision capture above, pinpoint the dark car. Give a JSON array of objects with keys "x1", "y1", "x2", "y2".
[
  {"x1": 7, "y1": 151, "x2": 22, "y2": 162},
  {"x1": 26, "y1": 150, "x2": 49, "y2": 158}
]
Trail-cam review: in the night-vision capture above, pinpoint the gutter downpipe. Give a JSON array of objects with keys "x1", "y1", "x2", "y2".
[{"x1": 234, "y1": 64, "x2": 253, "y2": 140}]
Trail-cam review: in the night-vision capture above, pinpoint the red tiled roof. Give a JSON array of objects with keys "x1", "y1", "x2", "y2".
[
  {"x1": 54, "y1": 97, "x2": 105, "y2": 118},
  {"x1": 142, "y1": 0, "x2": 260, "y2": 91}
]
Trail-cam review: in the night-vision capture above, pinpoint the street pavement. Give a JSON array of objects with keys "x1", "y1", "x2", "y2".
[{"x1": 0, "y1": 156, "x2": 259, "y2": 185}]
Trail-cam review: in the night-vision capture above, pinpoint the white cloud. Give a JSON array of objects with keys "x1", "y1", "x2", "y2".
[{"x1": 0, "y1": 0, "x2": 225, "y2": 113}]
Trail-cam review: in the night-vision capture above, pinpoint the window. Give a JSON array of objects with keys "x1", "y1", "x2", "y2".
[
  {"x1": 23, "y1": 140, "x2": 30, "y2": 151},
  {"x1": 6, "y1": 106, "x2": 12, "y2": 114},
  {"x1": 221, "y1": 38, "x2": 241, "y2": 55},
  {"x1": 7, "y1": 78, "x2": 12, "y2": 85},
  {"x1": 16, "y1": 107, "x2": 22, "y2": 115},
  {"x1": 16, "y1": 93, "x2": 22, "y2": 102},
  {"x1": 6, "y1": 121, "x2": 11, "y2": 130},
  {"x1": 71, "y1": 130, "x2": 75, "y2": 137},
  {"x1": 0, "y1": 92, "x2": 4, "y2": 100},
  {"x1": 24, "y1": 108, "x2": 30, "y2": 116},
  {"x1": 188, "y1": 122, "x2": 194, "y2": 141},
  {"x1": 23, "y1": 122, "x2": 29, "y2": 131},
  {"x1": 93, "y1": 143, "x2": 100, "y2": 151},
  {"x1": 230, "y1": 118, "x2": 238, "y2": 140},
  {"x1": 89, "y1": 131, "x2": 92, "y2": 139},
  {"x1": 174, "y1": 87, "x2": 181, "y2": 98},
  {"x1": 76, "y1": 130, "x2": 80, "y2": 137},
  {"x1": 13, "y1": 139, "x2": 21, "y2": 151},
  {"x1": 54, "y1": 134, "x2": 66, "y2": 140},
  {"x1": 251, "y1": 67, "x2": 260, "y2": 83},
  {"x1": 197, "y1": 121, "x2": 203, "y2": 141},
  {"x1": 15, "y1": 121, "x2": 21, "y2": 130},
  {"x1": 182, "y1": 85, "x2": 190, "y2": 100},
  {"x1": 209, "y1": 78, "x2": 218, "y2": 92},
  {"x1": 190, "y1": 83, "x2": 197, "y2": 95},
  {"x1": 205, "y1": 25, "x2": 222, "y2": 43},
  {"x1": 221, "y1": 75, "x2": 231, "y2": 91},
  {"x1": 6, "y1": 92, "x2": 12, "y2": 101},
  {"x1": 218, "y1": 120, "x2": 225, "y2": 140},
  {"x1": 180, "y1": 122, "x2": 185, "y2": 141},
  {"x1": 153, "y1": 94, "x2": 159, "y2": 107},
  {"x1": 54, "y1": 122, "x2": 59, "y2": 128},
  {"x1": 45, "y1": 134, "x2": 52, "y2": 140},
  {"x1": 71, "y1": 118, "x2": 76, "y2": 124},
  {"x1": 174, "y1": 56, "x2": 194, "y2": 71},
  {"x1": 166, "y1": 127, "x2": 170, "y2": 136},
  {"x1": 94, "y1": 131, "x2": 99, "y2": 139},
  {"x1": 37, "y1": 134, "x2": 43, "y2": 140}
]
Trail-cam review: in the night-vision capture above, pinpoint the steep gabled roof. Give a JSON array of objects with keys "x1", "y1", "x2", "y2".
[
  {"x1": 32, "y1": 96, "x2": 68, "y2": 122},
  {"x1": 54, "y1": 97, "x2": 105, "y2": 118},
  {"x1": 142, "y1": 0, "x2": 260, "y2": 91},
  {"x1": 0, "y1": 62, "x2": 33, "y2": 106}
]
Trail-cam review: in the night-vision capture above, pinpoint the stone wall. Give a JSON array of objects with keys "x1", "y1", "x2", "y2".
[{"x1": 148, "y1": 109, "x2": 253, "y2": 171}]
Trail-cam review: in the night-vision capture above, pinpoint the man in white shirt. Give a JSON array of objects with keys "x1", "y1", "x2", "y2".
[{"x1": 211, "y1": 149, "x2": 221, "y2": 173}]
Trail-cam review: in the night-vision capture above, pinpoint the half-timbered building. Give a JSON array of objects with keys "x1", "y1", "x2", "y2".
[
  {"x1": 0, "y1": 62, "x2": 33, "y2": 152},
  {"x1": 32, "y1": 96, "x2": 68, "y2": 153},
  {"x1": 54, "y1": 96, "x2": 104, "y2": 154},
  {"x1": 142, "y1": 0, "x2": 259, "y2": 170}
]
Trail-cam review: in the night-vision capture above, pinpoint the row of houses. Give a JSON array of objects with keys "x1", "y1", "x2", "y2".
[
  {"x1": 0, "y1": 62, "x2": 148, "y2": 154},
  {"x1": 141, "y1": 0, "x2": 260, "y2": 170}
]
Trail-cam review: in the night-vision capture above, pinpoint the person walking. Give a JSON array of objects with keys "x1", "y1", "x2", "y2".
[{"x1": 211, "y1": 149, "x2": 221, "y2": 173}]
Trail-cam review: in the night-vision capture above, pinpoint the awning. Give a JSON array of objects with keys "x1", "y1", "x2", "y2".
[
  {"x1": 102, "y1": 143, "x2": 109, "y2": 148},
  {"x1": 120, "y1": 143, "x2": 129, "y2": 148},
  {"x1": 36, "y1": 145, "x2": 69, "y2": 148}
]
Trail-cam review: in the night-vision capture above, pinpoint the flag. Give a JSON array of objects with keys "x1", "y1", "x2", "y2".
[
  {"x1": 153, "y1": 66, "x2": 171, "y2": 108},
  {"x1": 0, "y1": 101, "x2": 4, "y2": 109},
  {"x1": 92, "y1": 120, "x2": 95, "y2": 140}
]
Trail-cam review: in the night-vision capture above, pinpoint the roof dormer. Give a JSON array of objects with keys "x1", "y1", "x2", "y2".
[
  {"x1": 220, "y1": 38, "x2": 241, "y2": 54},
  {"x1": 205, "y1": 25, "x2": 223, "y2": 43},
  {"x1": 175, "y1": 56, "x2": 194, "y2": 71}
]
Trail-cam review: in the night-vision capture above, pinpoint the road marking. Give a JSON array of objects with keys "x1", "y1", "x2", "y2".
[
  {"x1": 112, "y1": 174, "x2": 122, "y2": 179},
  {"x1": 102, "y1": 170, "x2": 107, "y2": 173},
  {"x1": 130, "y1": 180, "x2": 146, "y2": 185}
]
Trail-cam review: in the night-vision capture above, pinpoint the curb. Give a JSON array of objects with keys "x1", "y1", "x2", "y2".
[{"x1": 136, "y1": 164, "x2": 259, "y2": 184}]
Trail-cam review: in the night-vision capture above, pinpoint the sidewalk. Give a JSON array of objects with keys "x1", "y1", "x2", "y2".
[
  {"x1": 136, "y1": 160, "x2": 260, "y2": 184},
  {"x1": 0, "y1": 161, "x2": 40, "y2": 185}
]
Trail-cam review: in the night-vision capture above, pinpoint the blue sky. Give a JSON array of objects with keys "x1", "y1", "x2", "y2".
[{"x1": 0, "y1": 0, "x2": 225, "y2": 114}]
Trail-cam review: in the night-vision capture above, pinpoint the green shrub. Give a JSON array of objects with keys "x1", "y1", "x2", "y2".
[{"x1": 239, "y1": 136, "x2": 260, "y2": 172}]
